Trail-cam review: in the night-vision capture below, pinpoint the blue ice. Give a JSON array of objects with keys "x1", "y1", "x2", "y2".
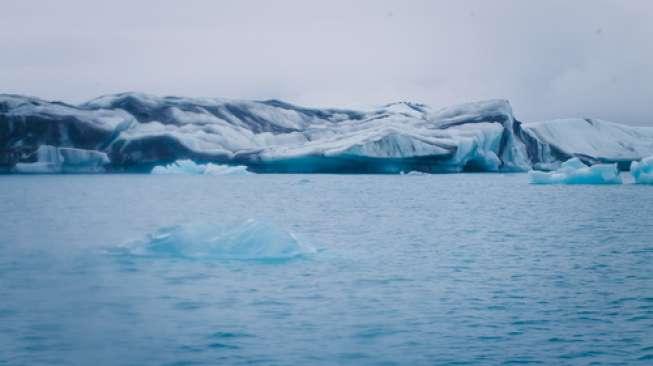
[
  {"x1": 529, "y1": 158, "x2": 622, "y2": 185},
  {"x1": 151, "y1": 159, "x2": 251, "y2": 175},
  {"x1": 119, "y1": 219, "x2": 313, "y2": 261},
  {"x1": 630, "y1": 156, "x2": 653, "y2": 184}
]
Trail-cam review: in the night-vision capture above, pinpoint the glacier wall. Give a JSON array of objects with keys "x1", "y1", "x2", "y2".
[{"x1": 2, "y1": 92, "x2": 652, "y2": 174}]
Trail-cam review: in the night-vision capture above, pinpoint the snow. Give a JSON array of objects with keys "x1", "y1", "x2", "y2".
[
  {"x1": 630, "y1": 156, "x2": 653, "y2": 184},
  {"x1": 151, "y1": 160, "x2": 251, "y2": 175},
  {"x1": 3, "y1": 96, "x2": 135, "y2": 132},
  {"x1": 119, "y1": 219, "x2": 313, "y2": 261},
  {"x1": 522, "y1": 118, "x2": 653, "y2": 163},
  {"x1": 381, "y1": 101, "x2": 430, "y2": 119},
  {"x1": 529, "y1": 158, "x2": 622, "y2": 185},
  {"x1": 13, "y1": 145, "x2": 109, "y2": 174},
  {"x1": 433, "y1": 99, "x2": 513, "y2": 127}
]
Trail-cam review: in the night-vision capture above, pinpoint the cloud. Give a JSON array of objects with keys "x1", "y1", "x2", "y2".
[{"x1": 0, "y1": 0, "x2": 651, "y2": 125}]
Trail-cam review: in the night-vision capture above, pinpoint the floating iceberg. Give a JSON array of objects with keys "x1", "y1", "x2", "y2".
[
  {"x1": 529, "y1": 158, "x2": 622, "y2": 185},
  {"x1": 3, "y1": 92, "x2": 653, "y2": 174},
  {"x1": 630, "y1": 156, "x2": 653, "y2": 184},
  {"x1": 400, "y1": 170, "x2": 429, "y2": 176},
  {"x1": 13, "y1": 145, "x2": 109, "y2": 173},
  {"x1": 203, "y1": 163, "x2": 251, "y2": 176},
  {"x1": 151, "y1": 160, "x2": 251, "y2": 175},
  {"x1": 119, "y1": 219, "x2": 312, "y2": 261},
  {"x1": 151, "y1": 159, "x2": 205, "y2": 175}
]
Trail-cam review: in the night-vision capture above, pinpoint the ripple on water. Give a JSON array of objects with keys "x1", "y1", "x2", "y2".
[{"x1": 1, "y1": 174, "x2": 653, "y2": 365}]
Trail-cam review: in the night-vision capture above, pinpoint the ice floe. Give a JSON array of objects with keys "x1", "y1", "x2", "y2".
[
  {"x1": 529, "y1": 158, "x2": 622, "y2": 185},
  {"x1": 151, "y1": 159, "x2": 251, "y2": 175},
  {"x1": 117, "y1": 219, "x2": 313, "y2": 261}
]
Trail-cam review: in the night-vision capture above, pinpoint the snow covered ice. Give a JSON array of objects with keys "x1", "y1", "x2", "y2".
[
  {"x1": 521, "y1": 118, "x2": 653, "y2": 170},
  {"x1": 630, "y1": 156, "x2": 653, "y2": 184},
  {"x1": 528, "y1": 158, "x2": 622, "y2": 185}
]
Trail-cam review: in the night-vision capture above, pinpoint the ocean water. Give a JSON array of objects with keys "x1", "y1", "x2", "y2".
[{"x1": 1, "y1": 174, "x2": 652, "y2": 365}]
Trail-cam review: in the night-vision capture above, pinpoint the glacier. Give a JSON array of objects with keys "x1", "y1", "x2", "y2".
[
  {"x1": 630, "y1": 156, "x2": 653, "y2": 184},
  {"x1": 117, "y1": 219, "x2": 312, "y2": 261},
  {"x1": 2, "y1": 92, "x2": 653, "y2": 174},
  {"x1": 528, "y1": 158, "x2": 622, "y2": 185},
  {"x1": 151, "y1": 159, "x2": 251, "y2": 175}
]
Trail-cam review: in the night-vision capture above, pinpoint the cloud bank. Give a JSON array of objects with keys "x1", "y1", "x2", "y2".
[{"x1": 1, "y1": 0, "x2": 651, "y2": 125}]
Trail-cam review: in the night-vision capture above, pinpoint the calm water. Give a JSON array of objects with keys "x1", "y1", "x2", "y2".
[{"x1": 1, "y1": 174, "x2": 652, "y2": 365}]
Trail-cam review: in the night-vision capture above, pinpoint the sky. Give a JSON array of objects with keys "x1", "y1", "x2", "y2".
[{"x1": 1, "y1": 0, "x2": 652, "y2": 125}]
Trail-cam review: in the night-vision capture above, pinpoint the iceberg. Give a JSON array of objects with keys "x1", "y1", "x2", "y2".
[
  {"x1": 400, "y1": 170, "x2": 429, "y2": 176},
  {"x1": 13, "y1": 145, "x2": 109, "y2": 173},
  {"x1": 151, "y1": 159, "x2": 206, "y2": 175},
  {"x1": 203, "y1": 163, "x2": 251, "y2": 176},
  {"x1": 518, "y1": 118, "x2": 653, "y2": 169},
  {"x1": 119, "y1": 219, "x2": 312, "y2": 261},
  {"x1": 151, "y1": 159, "x2": 251, "y2": 175},
  {"x1": 529, "y1": 158, "x2": 622, "y2": 185},
  {"x1": 630, "y1": 156, "x2": 653, "y2": 184},
  {"x1": 2, "y1": 92, "x2": 653, "y2": 174}
]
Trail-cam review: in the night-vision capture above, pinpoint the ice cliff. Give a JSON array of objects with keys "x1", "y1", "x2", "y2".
[{"x1": 2, "y1": 92, "x2": 652, "y2": 174}]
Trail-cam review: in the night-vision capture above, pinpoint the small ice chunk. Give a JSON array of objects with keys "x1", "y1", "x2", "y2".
[
  {"x1": 529, "y1": 157, "x2": 622, "y2": 185},
  {"x1": 630, "y1": 156, "x2": 653, "y2": 184},
  {"x1": 151, "y1": 159, "x2": 206, "y2": 175},
  {"x1": 400, "y1": 170, "x2": 428, "y2": 176},
  {"x1": 203, "y1": 163, "x2": 251, "y2": 176},
  {"x1": 151, "y1": 159, "x2": 251, "y2": 175}
]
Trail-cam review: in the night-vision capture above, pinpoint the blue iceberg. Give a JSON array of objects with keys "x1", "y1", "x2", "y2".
[
  {"x1": 630, "y1": 156, "x2": 653, "y2": 184},
  {"x1": 151, "y1": 159, "x2": 251, "y2": 175},
  {"x1": 529, "y1": 158, "x2": 622, "y2": 185},
  {"x1": 120, "y1": 219, "x2": 313, "y2": 261}
]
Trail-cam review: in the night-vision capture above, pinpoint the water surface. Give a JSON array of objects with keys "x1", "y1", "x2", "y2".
[{"x1": 1, "y1": 174, "x2": 652, "y2": 365}]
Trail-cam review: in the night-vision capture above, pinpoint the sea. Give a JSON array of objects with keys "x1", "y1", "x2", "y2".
[{"x1": 1, "y1": 173, "x2": 652, "y2": 365}]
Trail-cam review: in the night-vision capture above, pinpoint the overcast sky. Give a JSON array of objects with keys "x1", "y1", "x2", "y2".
[{"x1": 1, "y1": 0, "x2": 651, "y2": 125}]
